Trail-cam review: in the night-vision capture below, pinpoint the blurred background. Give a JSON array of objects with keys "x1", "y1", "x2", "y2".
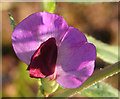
[{"x1": 1, "y1": 2, "x2": 119, "y2": 97}]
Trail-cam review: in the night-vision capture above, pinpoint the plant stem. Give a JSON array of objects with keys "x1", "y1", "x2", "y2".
[{"x1": 50, "y1": 61, "x2": 120, "y2": 97}]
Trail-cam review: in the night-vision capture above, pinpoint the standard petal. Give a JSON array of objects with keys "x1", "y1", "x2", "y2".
[
  {"x1": 11, "y1": 11, "x2": 68, "y2": 64},
  {"x1": 56, "y1": 27, "x2": 96, "y2": 88}
]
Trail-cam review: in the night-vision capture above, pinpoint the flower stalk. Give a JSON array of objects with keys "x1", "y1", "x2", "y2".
[{"x1": 50, "y1": 61, "x2": 120, "y2": 97}]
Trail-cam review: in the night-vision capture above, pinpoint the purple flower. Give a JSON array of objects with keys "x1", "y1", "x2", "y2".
[{"x1": 11, "y1": 11, "x2": 96, "y2": 89}]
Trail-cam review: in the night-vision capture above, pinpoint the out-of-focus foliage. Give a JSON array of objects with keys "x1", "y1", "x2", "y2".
[
  {"x1": 42, "y1": 0, "x2": 56, "y2": 13},
  {"x1": 1, "y1": 3, "x2": 15, "y2": 10},
  {"x1": 79, "y1": 82, "x2": 119, "y2": 97},
  {"x1": 2, "y1": 62, "x2": 38, "y2": 97},
  {"x1": 57, "y1": 0, "x2": 118, "y2": 2},
  {"x1": 86, "y1": 34, "x2": 119, "y2": 64},
  {"x1": 14, "y1": 62, "x2": 37, "y2": 97},
  {"x1": 8, "y1": 14, "x2": 16, "y2": 30}
]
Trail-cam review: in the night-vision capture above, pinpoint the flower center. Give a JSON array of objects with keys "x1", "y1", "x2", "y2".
[{"x1": 27, "y1": 37, "x2": 57, "y2": 78}]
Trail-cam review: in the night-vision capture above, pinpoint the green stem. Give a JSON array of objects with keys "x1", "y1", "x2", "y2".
[
  {"x1": 51, "y1": 61, "x2": 120, "y2": 97},
  {"x1": 37, "y1": 79, "x2": 44, "y2": 97}
]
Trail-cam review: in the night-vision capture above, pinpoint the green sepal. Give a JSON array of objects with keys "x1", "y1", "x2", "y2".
[
  {"x1": 42, "y1": 0, "x2": 56, "y2": 13},
  {"x1": 41, "y1": 78, "x2": 59, "y2": 94}
]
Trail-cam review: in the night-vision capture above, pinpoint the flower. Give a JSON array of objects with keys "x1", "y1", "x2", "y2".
[{"x1": 11, "y1": 11, "x2": 96, "y2": 89}]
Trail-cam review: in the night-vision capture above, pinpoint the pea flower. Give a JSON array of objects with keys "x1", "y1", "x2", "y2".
[{"x1": 11, "y1": 11, "x2": 96, "y2": 89}]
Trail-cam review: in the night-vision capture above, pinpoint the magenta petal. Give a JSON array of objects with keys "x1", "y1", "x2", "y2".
[
  {"x1": 56, "y1": 27, "x2": 96, "y2": 88},
  {"x1": 56, "y1": 75, "x2": 82, "y2": 89},
  {"x1": 11, "y1": 11, "x2": 68, "y2": 64},
  {"x1": 56, "y1": 61, "x2": 95, "y2": 88}
]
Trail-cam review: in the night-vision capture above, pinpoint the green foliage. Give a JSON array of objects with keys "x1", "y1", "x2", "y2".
[
  {"x1": 86, "y1": 34, "x2": 119, "y2": 64},
  {"x1": 79, "y1": 82, "x2": 119, "y2": 97},
  {"x1": 8, "y1": 14, "x2": 16, "y2": 30},
  {"x1": 42, "y1": 0, "x2": 56, "y2": 13}
]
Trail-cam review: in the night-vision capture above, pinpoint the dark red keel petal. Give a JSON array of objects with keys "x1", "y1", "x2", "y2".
[{"x1": 27, "y1": 38, "x2": 57, "y2": 78}]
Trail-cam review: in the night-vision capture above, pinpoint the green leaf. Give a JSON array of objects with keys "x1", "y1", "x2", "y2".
[
  {"x1": 86, "y1": 34, "x2": 119, "y2": 64},
  {"x1": 79, "y1": 82, "x2": 119, "y2": 97},
  {"x1": 8, "y1": 14, "x2": 16, "y2": 30},
  {"x1": 42, "y1": 0, "x2": 56, "y2": 13}
]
